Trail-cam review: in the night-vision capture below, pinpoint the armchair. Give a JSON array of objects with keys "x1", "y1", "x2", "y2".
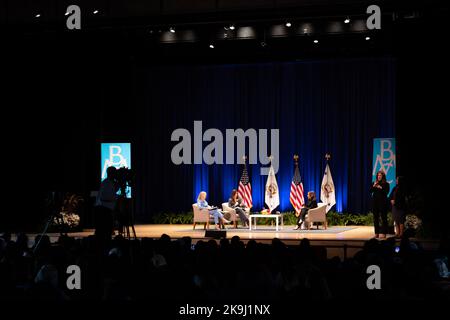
[
  {"x1": 192, "y1": 203, "x2": 214, "y2": 229},
  {"x1": 304, "y1": 203, "x2": 328, "y2": 229},
  {"x1": 221, "y1": 202, "x2": 250, "y2": 228}
]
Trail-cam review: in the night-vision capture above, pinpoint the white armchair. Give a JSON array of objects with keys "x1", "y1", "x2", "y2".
[
  {"x1": 305, "y1": 203, "x2": 328, "y2": 229},
  {"x1": 192, "y1": 203, "x2": 214, "y2": 230},
  {"x1": 222, "y1": 202, "x2": 250, "y2": 228}
]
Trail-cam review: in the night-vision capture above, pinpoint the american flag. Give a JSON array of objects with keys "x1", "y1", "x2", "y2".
[
  {"x1": 238, "y1": 164, "x2": 253, "y2": 208},
  {"x1": 290, "y1": 160, "x2": 304, "y2": 213}
]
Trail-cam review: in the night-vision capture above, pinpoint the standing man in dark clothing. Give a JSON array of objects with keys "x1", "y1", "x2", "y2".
[
  {"x1": 390, "y1": 176, "x2": 407, "y2": 238},
  {"x1": 370, "y1": 170, "x2": 390, "y2": 239}
]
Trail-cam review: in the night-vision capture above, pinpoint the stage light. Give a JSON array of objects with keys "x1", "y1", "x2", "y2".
[
  {"x1": 365, "y1": 36, "x2": 371, "y2": 40},
  {"x1": 209, "y1": 44, "x2": 214, "y2": 49},
  {"x1": 169, "y1": 27, "x2": 175, "y2": 33},
  {"x1": 35, "y1": 13, "x2": 41, "y2": 18},
  {"x1": 224, "y1": 24, "x2": 235, "y2": 31},
  {"x1": 93, "y1": 10, "x2": 99, "y2": 14},
  {"x1": 285, "y1": 22, "x2": 292, "y2": 27},
  {"x1": 344, "y1": 17, "x2": 350, "y2": 24},
  {"x1": 300, "y1": 22, "x2": 314, "y2": 34},
  {"x1": 237, "y1": 26, "x2": 256, "y2": 39},
  {"x1": 314, "y1": 39, "x2": 319, "y2": 44}
]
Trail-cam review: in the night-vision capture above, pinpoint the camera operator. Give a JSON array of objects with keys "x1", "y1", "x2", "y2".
[{"x1": 94, "y1": 166, "x2": 119, "y2": 241}]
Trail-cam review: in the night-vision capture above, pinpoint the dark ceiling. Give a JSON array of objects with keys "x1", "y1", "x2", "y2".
[{"x1": 3, "y1": 0, "x2": 446, "y2": 63}]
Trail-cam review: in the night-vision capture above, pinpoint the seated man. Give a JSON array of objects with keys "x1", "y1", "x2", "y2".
[
  {"x1": 228, "y1": 189, "x2": 249, "y2": 227},
  {"x1": 294, "y1": 191, "x2": 318, "y2": 230}
]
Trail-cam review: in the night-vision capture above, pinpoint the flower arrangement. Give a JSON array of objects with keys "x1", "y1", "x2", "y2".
[
  {"x1": 53, "y1": 193, "x2": 84, "y2": 229},
  {"x1": 405, "y1": 214, "x2": 422, "y2": 230},
  {"x1": 58, "y1": 212, "x2": 81, "y2": 228}
]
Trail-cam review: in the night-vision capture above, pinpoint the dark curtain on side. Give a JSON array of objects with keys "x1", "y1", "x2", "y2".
[{"x1": 131, "y1": 57, "x2": 395, "y2": 222}]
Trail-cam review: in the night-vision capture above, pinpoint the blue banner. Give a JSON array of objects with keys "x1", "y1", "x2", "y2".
[
  {"x1": 372, "y1": 138, "x2": 396, "y2": 194},
  {"x1": 101, "y1": 143, "x2": 132, "y2": 198}
]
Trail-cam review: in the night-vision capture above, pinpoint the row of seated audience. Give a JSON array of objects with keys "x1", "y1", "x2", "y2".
[{"x1": 0, "y1": 231, "x2": 449, "y2": 301}]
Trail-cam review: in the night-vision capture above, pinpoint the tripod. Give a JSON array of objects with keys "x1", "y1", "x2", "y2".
[
  {"x1": 117, "y1": 195, "x2": 136, "y2": 239},
  {"x1": 114, "y1": 167, "x2": 136, "y2": 239},
  {"x1": 33, "y1": 192, "x2": 67, "y2": 254}
]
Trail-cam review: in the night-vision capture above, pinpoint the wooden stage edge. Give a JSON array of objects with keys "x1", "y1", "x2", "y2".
[{"x1": 31, "y1": 224, "x2": 439, "y2": 259}]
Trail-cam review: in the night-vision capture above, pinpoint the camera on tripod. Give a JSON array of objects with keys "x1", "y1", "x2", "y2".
[
  {"x1": 114, "y1": 167, "x2": 136, "y2": 238},
  {"x1": 115, "y1": 167, "x2": 133, "y2": 198}
]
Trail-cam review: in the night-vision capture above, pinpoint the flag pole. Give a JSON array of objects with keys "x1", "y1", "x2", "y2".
[
  {"x1": 242, "y1": 155, "x2": 246, "y2": 184},
  {"x1": 294, "y1": 154, "x2": 299, "y2": 178},
  {"x1": 325, "y1": 153, "x2": 331, "y2": 177},
  {"x1": 293, "y1": 154, "x2": 299, "y2": 216},
  {"x1": 325, "y1": 153, "x2": 331, "y2": 206}
]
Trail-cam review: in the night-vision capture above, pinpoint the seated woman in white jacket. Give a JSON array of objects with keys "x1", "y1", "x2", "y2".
[{"x1": 197, "y1": 191, "x2": 230, "y2": 230}]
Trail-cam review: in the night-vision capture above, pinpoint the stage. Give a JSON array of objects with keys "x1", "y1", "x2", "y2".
[{"x1": 29, "y1": 224, "x2": 440, "y2": 260}]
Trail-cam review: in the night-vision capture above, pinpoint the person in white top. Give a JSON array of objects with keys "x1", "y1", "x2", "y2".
[{"x1": 95, "y1": 166, "x2": 118, "y2": 240}]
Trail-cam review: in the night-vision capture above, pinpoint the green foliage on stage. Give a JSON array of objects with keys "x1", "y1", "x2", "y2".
[
  {"x1": 152, "y1": 212, "x2": 194, "y2": 224},
  {"x1": 151, "y1": 211, "x2": 394, "y2": 226}
]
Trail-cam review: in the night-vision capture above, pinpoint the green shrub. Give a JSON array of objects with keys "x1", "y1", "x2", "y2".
[
  {"x1": 152, "y1": 212, "x2": 193, "y2": 224},
  {"x1": 151, "y1": 211, "x2": 393, "y2": 226}
]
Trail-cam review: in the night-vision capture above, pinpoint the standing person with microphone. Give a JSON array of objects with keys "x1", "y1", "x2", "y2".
[{"x1": 370, "y1": 170, "x2": 390, "y2": 239}]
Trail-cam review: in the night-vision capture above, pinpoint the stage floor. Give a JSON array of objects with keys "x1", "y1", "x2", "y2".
[{"x1": 68, "y1": 224, "x2": 375, "y2": 241}]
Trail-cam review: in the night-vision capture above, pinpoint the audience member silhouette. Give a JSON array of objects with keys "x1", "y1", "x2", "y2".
[{"x1": 0, "y1": 231, "x2": 448, "y2": 301}]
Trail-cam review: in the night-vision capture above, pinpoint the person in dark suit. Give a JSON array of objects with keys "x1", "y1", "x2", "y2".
[
  {"x1": 389, "y1": 176, "x2": 407, "y2": 238},
  {"x1": 294, "y1": 191, "x2": 318, "y2": 230},
  {"x1": 370, "y1": 170, "x2": 390, "y2": 238},
  {"x1": 228, "y1": 189, "x2": 249, "y2": 227}
]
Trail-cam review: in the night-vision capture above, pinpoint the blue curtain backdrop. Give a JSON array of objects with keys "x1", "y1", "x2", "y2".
[{"x1": 133, "y1": 57, "x2": 395, "y2": 221}]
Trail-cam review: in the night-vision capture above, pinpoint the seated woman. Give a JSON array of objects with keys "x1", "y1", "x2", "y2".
[
  {"x1": 228, "y1": 189, "x2": 250, "y2": 227},
  {"x1": 294, "y1": 191, "x2": 318, "y2": 230},
  {"x1": 197, "y1": 191, "x2": 230, "y2": 230}
]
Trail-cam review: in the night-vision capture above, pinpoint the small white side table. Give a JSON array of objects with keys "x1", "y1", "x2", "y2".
[{"x1": 249, "y1": 214, "x2": 284, "y2": 231}]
